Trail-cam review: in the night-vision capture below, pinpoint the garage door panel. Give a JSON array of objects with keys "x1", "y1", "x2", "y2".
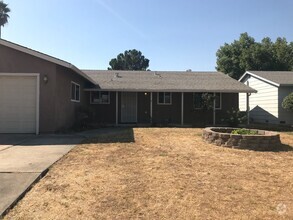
[
  {"x1": 0, "y1": 110, "x2": 36, "y2": 119},
  {"x1": 0, "y1": 103, "x2": 36, "y2": 109},
  {"x1": 0, "y1": 99, "x2": 36, "y2": 107},
  {"x1": 0, "y1": 75, "x2": 38, "y2": 133},
  {"x1": 0, "y1": 122, "x2": 35, "y2": 133}
]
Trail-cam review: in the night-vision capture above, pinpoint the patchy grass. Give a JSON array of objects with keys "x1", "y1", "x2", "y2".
[{"x1": 5, "y1": 128, "x2": 293, "y2": 220}]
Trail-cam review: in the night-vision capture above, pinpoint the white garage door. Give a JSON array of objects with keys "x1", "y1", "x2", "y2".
[{"x1": 0, "y1": 75, "x2": 38, "y2": 133}]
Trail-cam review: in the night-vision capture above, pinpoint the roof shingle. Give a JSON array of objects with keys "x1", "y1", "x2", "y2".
[
  {"x1": 83, "y1": 70, "x2": 256, "y2": 93},
  {"x1": 247, "y1": 71, "x2": 293, "y2": 86}
]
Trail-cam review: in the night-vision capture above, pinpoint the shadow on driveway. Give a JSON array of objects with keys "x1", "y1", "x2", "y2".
[
  {"x1": 0, "y1": 127, "x2": 135, "y2": 148},
  {"x1": 0, "y1": 134, "x2": 34, "y2": 151}
]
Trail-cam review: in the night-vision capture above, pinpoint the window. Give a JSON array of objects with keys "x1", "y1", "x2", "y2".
[
  {"x1": 214, "y1": 93, "x2": 221, "y2": 109},
  {"x1": 90, "y1": 91, "x2": 110, "y2": 104},
  {"x1": 157, "y1": 92, "x2": 172, "y2": 105},
  {"x1": 193, "y1": 93, "x2": 221, "y2": 109},
  {"x1": 71, "y1": 82, "x2": 80, "y2": 102},
  {"x1": 194, "y1": 93, "x2": 203, "y2": 109}
]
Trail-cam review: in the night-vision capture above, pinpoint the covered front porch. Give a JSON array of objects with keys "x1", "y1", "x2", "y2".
[
  {"x1": 82, "y1": 70, "x2": 256, "y2": 126},
  {"x1": 85, "y1": 90, "x2": 241, "y2": 126}
]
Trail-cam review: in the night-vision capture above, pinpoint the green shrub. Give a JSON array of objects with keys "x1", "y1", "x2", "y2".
[
  {"x1": 201, "y1": 93, "x2": 215, "y2": 110},
  {"x1": 222, "y1": 108, "x2": 247, "y2": 126},
  {"x1": 231, "y1": 128, "x2": 258, "y2": 135},
  {"x1": 282, "y1": 92, "x2": 293, "y2": 112}
]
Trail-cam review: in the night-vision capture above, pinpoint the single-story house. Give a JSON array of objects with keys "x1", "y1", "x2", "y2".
[
  {"x1": 0, "y1": 39, "x2": 255, "y2": 134},
  {"x1": 239, "y1": 71, "x2": 293, "y2": 125},
  {"x1": 83, "y1": 70, "x2": 255, "y2": 126}
]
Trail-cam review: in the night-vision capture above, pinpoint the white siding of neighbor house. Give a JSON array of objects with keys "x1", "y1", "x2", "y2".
[
  {"x1": 239, "y1": 75, "x2": 279, "y2": 124},
  {"x1": 239, "y1": 92, "x2": 247, "y2": 111},
  {"x1": 278, "y1": 86, "x2": 293, "y2": 125}
]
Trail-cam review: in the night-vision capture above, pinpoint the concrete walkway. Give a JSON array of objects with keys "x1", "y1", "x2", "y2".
[{"x1": 0, "y1": 134, "x2": 84, "y2": 217}]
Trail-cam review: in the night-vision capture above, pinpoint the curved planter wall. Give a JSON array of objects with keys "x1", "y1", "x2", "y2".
[{"x1": 202, "y1": 127, "x2": 281, "y2": 151}]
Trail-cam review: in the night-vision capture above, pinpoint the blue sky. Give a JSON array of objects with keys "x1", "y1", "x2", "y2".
[{"x1": 3, "y1": 0, "x2": 293, "y2": 71}]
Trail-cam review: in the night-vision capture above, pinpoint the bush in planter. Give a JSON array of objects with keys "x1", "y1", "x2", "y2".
[
  {"x1": 222, "y1": 108, "x2": 247, "y2": 127},
  {"x1": 282, "y1": 92, "x2": 293, "y2": 112},
  {"x1": 231, "y1": 128, "x2": 258, "y2": 135}
]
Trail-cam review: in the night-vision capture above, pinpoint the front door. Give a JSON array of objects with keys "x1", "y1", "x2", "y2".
[{"x1": 121, "y1": 92, "x2": 137, "y2": 123}]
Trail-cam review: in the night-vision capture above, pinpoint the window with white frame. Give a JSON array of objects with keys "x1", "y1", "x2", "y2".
[
  {"x1": 157, "y1": 92, "x2": 172, "y2": 104},
  {"x1": 193, "y1": 92, "x2": 221, "y2": 109},
  {"x1": 71, "y1": 82, "x2": 80, "y2": 102},
  {"x1": 90, "y1": 91, "x2": 110, "y2": 104}
]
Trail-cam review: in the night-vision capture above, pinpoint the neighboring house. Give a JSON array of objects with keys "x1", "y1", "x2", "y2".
[
  {"x1": 0, "y1": 39, "x2": 255, "y2": 134},
  {"x1": 239, "y1": 71, "x2": 293, "y2": 125}
]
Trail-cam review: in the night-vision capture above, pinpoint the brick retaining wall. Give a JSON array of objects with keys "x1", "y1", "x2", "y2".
[{"x1": 202, "y1": 127, "x2": 281, "y2": 151}]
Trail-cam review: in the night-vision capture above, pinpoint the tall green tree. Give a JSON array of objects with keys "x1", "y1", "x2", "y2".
[
  {"x1": 216, "y1": 33, "x2": 293, "y2": 79},
  {"x1": 108, "y1": 49, "x2": 150, "y2": 70},
  {"x1": 0, "y1": 1, "x2": 10, "y2": 38}
]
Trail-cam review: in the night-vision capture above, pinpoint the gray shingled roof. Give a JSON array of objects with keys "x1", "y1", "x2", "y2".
[
  {"x1": 247, "y1": 71, "x2": 293, "y2": 86},
  {"x1": 83, "y1": 70, "x2": 256, "y2": 93}
]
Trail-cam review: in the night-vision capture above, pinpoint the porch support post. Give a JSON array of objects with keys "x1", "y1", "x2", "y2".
[
  {"x1": 116, "y1": 91, "x2": 118, "y2": 125},
  {"x1": 213, "y1": 92, "x2": 216, "y2": 125},
  {"x1": 150, "y1": 92, "x2": 153, "y2": 123},
  {"x1": 181, "y1": 92, "x2": 184, "y2": 126},
  {"x1": 246, "y1": 93, "x2": 250, "y2": 125}
]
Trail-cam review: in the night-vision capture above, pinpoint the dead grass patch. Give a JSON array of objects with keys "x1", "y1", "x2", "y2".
[{"x1": 5, "y1": 128, "x2": 293, "y2": 220}]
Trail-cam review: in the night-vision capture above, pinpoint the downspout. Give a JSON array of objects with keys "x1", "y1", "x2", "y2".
[
  {"x1": 150, "y1": 92, "x2": 153, "y2": 124},
  {"x1": 213, "y1": 92, "x2": 216, "y2": 125},
  {"x1": 181, "y1": 92, "x2": 184, "y2": 125},
  {"x1": 246, "y1": 93, "x2": 250, "y2": 125},
  {"x1": 116, "y1": 91, "x2": 118, "y2": 125}
]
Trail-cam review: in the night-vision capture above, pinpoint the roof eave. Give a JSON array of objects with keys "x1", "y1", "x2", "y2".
[
  {"x1": 70, "y1": 65, "x2": 96, "y2": 84},
  {"x1": 279, "y1": 84, "x2": 293, "y2": 87},
  {"x1": 84, "y1": 88, "x2": 256, "y2": 93},
  {"x1": 240, "y1": 71, "x2": 280, "y2": 87},
  {"x1": 0, "y1": 39, "x2": 95, "y2": 84}
]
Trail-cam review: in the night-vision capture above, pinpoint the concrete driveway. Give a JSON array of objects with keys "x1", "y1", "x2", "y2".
[
  {"x1": 0, "y1": 134, "x2": 84, "y2": 217},
  {"x1": 0, "y1": 134, "x2": 33, "y2": 151}
]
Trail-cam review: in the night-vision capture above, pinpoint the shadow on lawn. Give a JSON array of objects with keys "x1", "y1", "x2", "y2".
[
  {"x1": 269, "y1": 143, "x2": 293, "y2": 152},
  {"x1": 82, "y1": 127, "x2": 135, "y2": 144},
  {"x1": 245, "y1": 143, "x2": 293, "y2": 152}
]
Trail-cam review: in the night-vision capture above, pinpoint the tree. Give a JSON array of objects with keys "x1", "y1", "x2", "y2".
[
  {"x1": 282, "y1": 92, "x2": 293, "y2": 112},
  {"x1": 108, "y1": 49, "x2": 149, "y2": 70},
  {"x1": 0, "y1": 1, "x2": 10, "y2": 38},
  {"x1": 216, "y1": 33, "x2": 293, "y2": 79}
]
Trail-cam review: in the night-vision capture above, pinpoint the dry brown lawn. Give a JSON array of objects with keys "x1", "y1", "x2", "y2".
[{"x1": 5, "y1": 128, "x2": 293, "y2": 220}]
